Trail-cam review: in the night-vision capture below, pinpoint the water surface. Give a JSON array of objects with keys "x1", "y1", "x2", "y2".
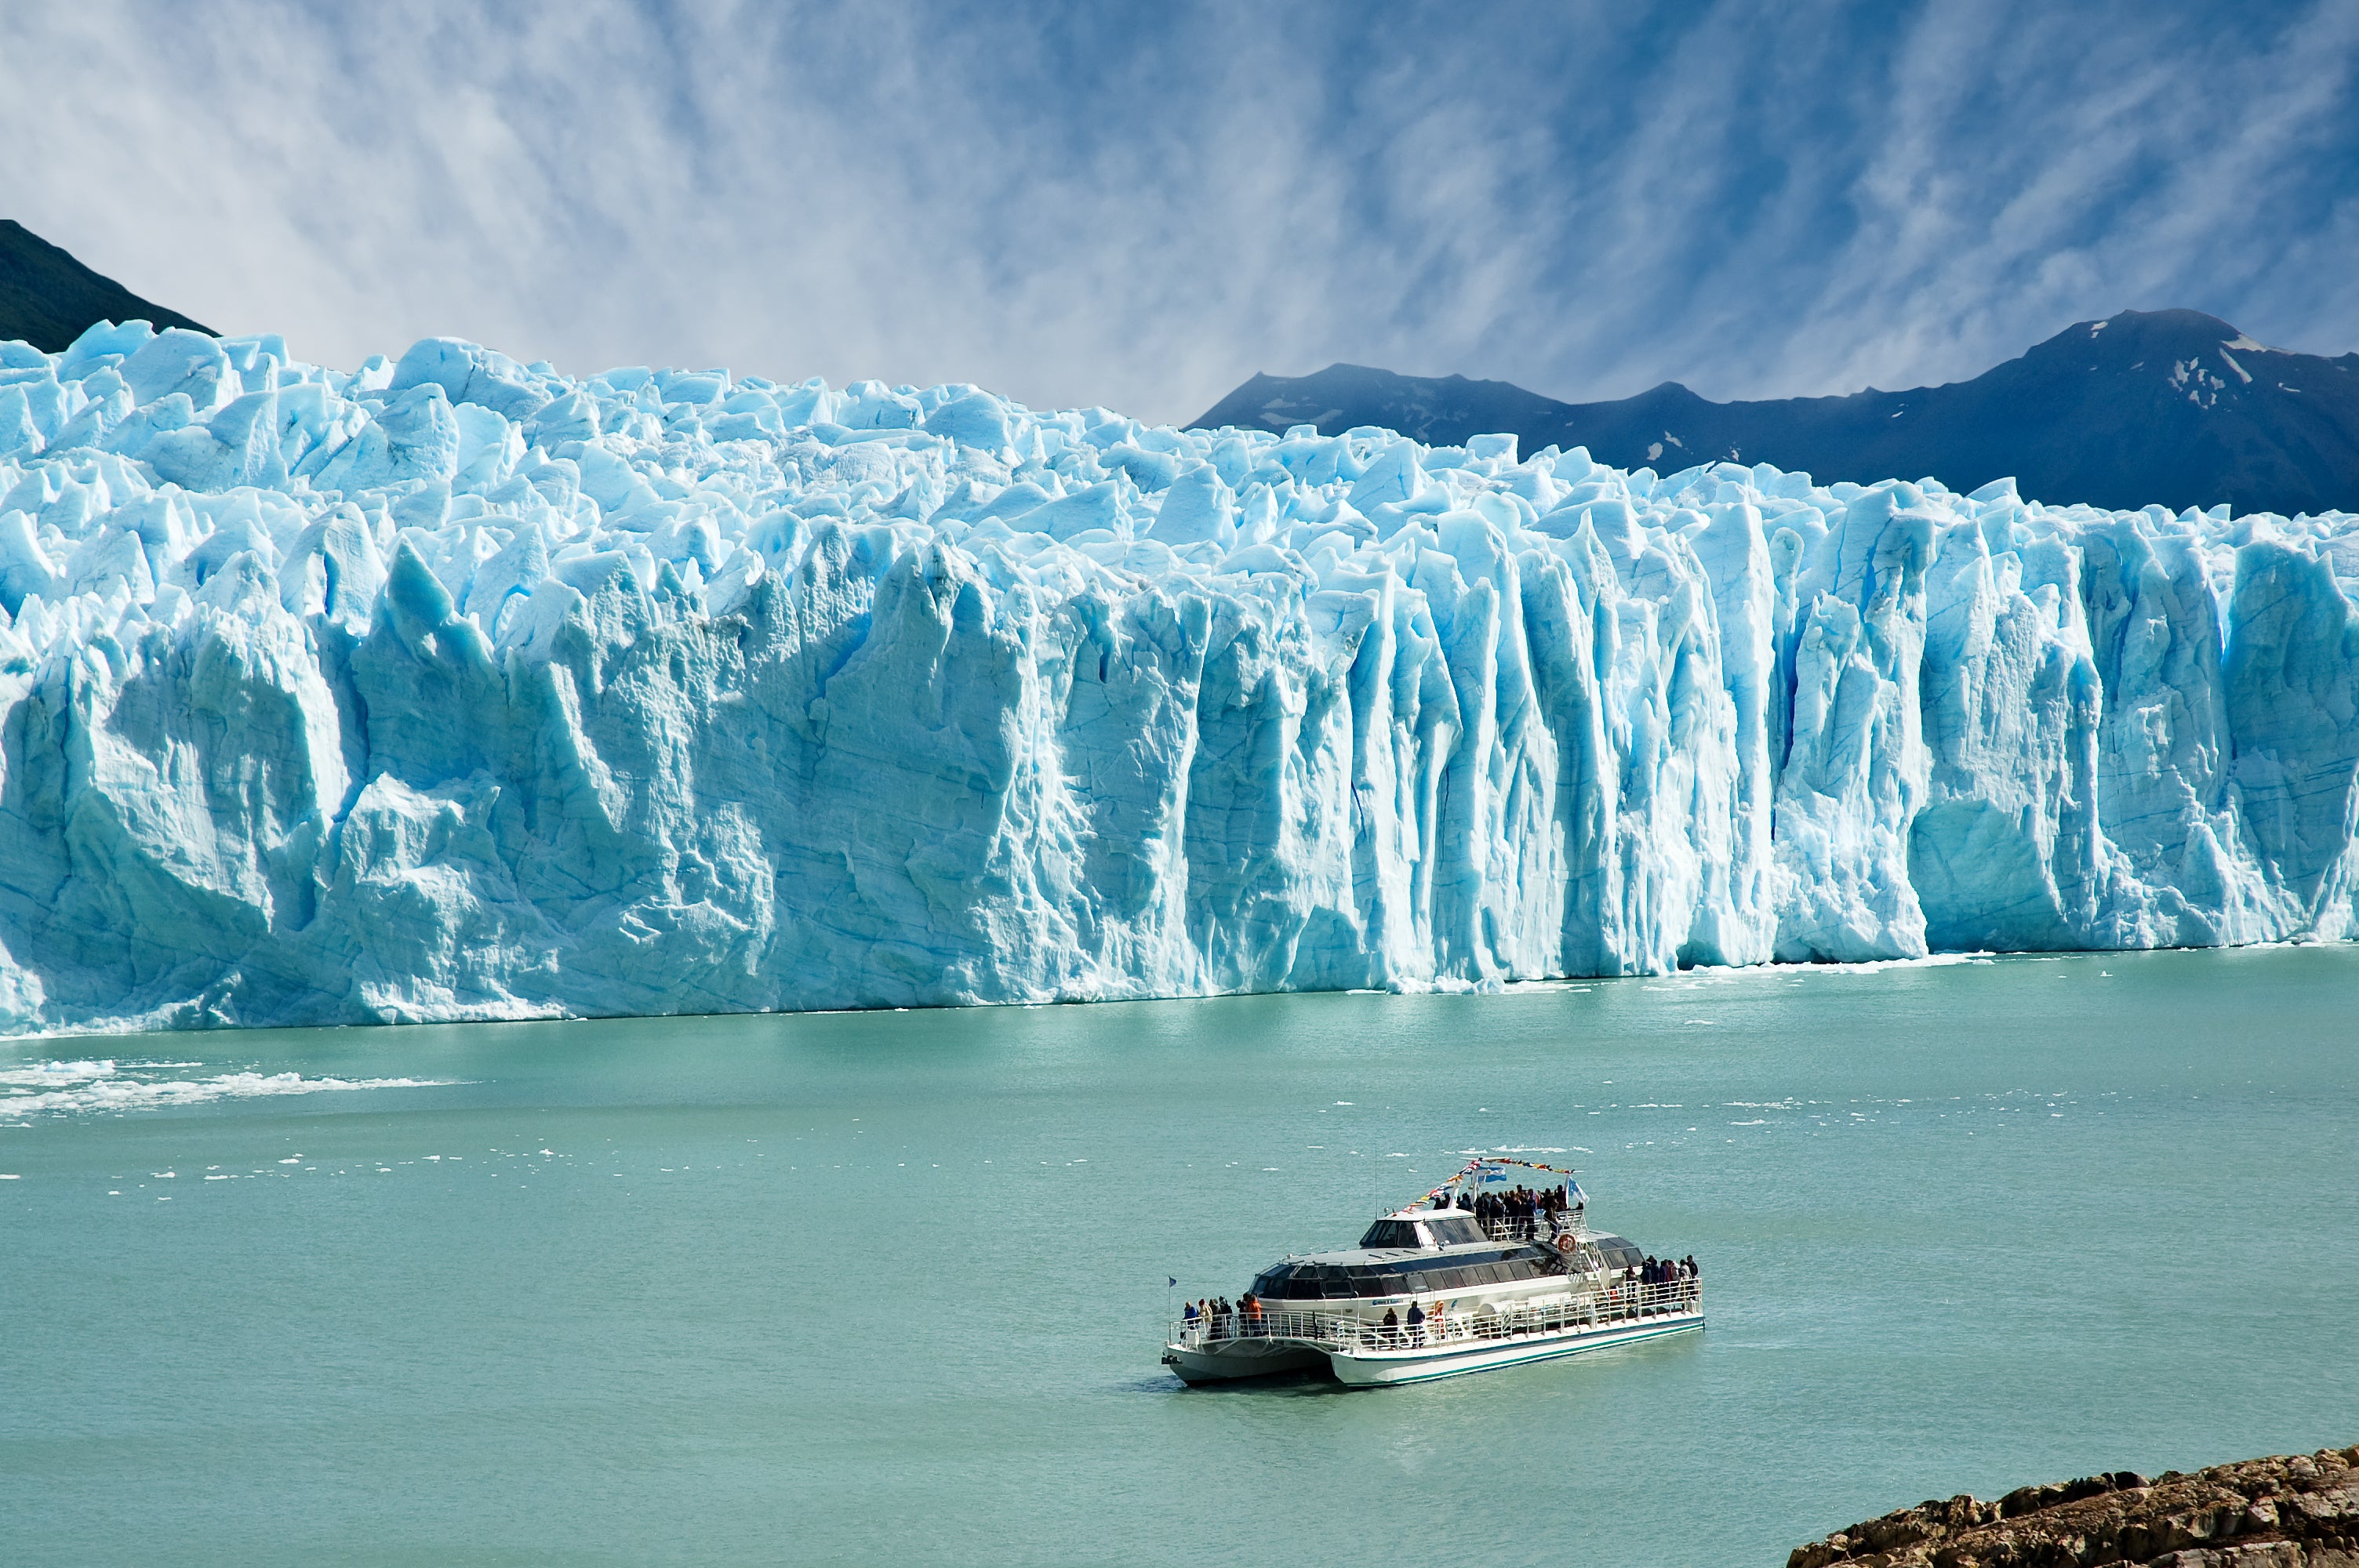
[{"x1": 4, "y1": 946, "x2": 2354, "y2": 1565}]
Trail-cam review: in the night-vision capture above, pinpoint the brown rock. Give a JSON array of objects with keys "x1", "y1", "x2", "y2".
[{"x1": 1785, "y1": 1446, "x2": 2359, "y2": 1567}]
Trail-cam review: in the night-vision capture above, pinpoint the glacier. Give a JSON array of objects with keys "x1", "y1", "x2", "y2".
[{"x1": 0, "y1": 320, "x2": 2356, "y2": 1033}]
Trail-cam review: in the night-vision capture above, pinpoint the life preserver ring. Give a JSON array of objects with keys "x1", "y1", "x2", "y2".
[{"x1": 1555, "y1": 1233, "x2": 1577, "y2": 1254}]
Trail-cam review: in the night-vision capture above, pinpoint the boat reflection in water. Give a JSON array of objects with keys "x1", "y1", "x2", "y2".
[{"x1": 1162, "y1": 1157, "x2": 1702, "y2": 1388}]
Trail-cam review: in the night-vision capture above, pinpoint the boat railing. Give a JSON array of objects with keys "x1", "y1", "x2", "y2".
[
  {"x1": 1472, "y1": 1212, "x2": 1581, "y2": 1244},
  {"x1": 1169, "y1": 1279, "x2": 1699, "y2": 1352}
]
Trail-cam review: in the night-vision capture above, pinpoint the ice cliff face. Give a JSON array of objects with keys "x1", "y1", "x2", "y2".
[{"x1": 2, "y1": 321, "x2": 2356, "y2": 1032}]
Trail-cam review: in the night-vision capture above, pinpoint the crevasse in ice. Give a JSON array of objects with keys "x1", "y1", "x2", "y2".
[{"x1": 0, "y1": 322, "x2": 2354, "y2": 1031}]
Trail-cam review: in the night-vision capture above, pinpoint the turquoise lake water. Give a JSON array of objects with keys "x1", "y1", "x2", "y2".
[{"x1": 4, "y1": 946, "x2": 2355, "y2": 1566}]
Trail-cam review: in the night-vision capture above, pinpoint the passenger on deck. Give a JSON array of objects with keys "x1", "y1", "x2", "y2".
[
  {"x1": 1183, "y1": 1299, "x2": 1200, "y2": 1334},
  {"x1": 1242, "y1": 1294, "x2": 1263, "y2": 1335},
  {"x1": 1380, "y1": 1306, "x2": 1399, "y2": 1346},
  {"x1": 1456, "y1": 1190, "x2": 1473, "y2": 1211},
  {"x1": 1405, "y1": 1300, "x2": 1425, "y2": 1347}
]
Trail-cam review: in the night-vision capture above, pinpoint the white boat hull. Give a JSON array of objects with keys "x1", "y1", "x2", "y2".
[
  {"x1": 1325, "y1": 1305, "x2": 1703, "y2": 1386},
  {"x1": 1164, "y1": 1301, "x2": 1704, "y2": 1388}
]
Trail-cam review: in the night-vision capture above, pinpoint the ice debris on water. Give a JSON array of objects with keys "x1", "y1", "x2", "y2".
[
  {"x1": 0, "y1": 320, "x2": 2357, "y2": 1033},
  {"x1": 0, "y1": 1057, "x2": 450, "y2": 1114}
]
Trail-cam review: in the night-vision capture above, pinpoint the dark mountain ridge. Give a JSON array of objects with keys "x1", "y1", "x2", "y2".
[
  {"x1": 0, "y1": 219, "x2": 212, "y2": 354},
  {"x1": 1194, "y1": 310, "x2": 2359, "y2": 516}
]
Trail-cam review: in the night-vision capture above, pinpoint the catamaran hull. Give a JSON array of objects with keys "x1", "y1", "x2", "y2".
[
  {"x1": 1326, "y1": 1308, "x2": 1703, "y2": 1387},
  {"x1": 1162, "y1": 1338, "x2": 1329, "y2": 1384}
]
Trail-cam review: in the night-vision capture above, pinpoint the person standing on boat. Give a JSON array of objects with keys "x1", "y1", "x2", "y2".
[
  {"x1": 1380, "y1": 1306, "x2": 1398, "y2": 1347},
  {"x1": 1405, "y1": 1300, "x2": 1425, "y2": 1348}
]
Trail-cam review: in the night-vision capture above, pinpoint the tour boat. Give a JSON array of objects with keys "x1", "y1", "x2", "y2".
[{"x1": 1161, "y1": 1157, "x2": 1703, "y2": 1388}]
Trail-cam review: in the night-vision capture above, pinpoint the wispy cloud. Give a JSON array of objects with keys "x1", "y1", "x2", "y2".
[{"x1": 2, "y1": 0, "x2": 2354, "y2": 423}]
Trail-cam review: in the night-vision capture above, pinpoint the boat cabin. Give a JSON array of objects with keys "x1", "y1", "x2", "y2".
[{"x1": 1247, "y1": 1210, "x2": 1654, "y2": 1305}]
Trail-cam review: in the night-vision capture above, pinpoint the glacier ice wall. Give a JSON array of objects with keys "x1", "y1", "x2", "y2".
[{"x1": 2, "y1": 321, "x2": 2357, "y2": 1032}]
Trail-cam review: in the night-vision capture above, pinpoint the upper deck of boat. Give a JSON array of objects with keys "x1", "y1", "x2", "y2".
[{"x1": 1278, "y1": 1207, "x2": 1645, "y2": 1270}]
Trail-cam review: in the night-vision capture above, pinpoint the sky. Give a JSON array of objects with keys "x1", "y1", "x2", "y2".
[{"x1": 4, "y1": 0, "x2": 2357, "y2": 426}]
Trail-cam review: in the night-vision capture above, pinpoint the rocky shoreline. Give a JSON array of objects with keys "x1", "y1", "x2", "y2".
[{"x1": 1789, "y1": 1446, "x2": 2359, "y2": 1567}]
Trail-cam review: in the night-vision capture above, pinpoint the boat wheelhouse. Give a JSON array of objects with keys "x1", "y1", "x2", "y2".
[{"x1": 1161, "y1": 1156, "x2": 1701, "y2": 1388}]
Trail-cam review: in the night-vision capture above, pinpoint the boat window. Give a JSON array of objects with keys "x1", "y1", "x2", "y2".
[
  {"x1": 1592, "y1": 1236, "x2": 1645, "y2": 1271},
  {"x1": 1426, "y1": 1215, "x2": 1485, "y2": 1246},
  {"x1": 1358, "y1": 1219, "x2": 1423, "y2": 1250},
  {"x1": 1321, "y1": 1269, "x2": 1358, "y2": 1300},
  {"x1": 1347, "y1": 1269, "x2": 1385, "y2": 1296}
]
